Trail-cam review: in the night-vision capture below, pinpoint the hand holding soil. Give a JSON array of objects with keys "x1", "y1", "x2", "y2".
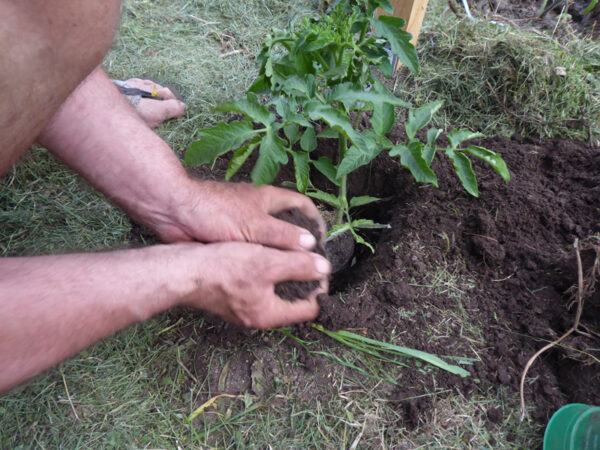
[
  {"x1": 155, "y1": 180, "x2": 327, "y2": 251},
  {"x1": 177, "y1": 242, "x2": 330, "y2": 328}
]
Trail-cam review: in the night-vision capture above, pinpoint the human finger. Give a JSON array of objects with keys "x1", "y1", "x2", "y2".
[
  {"x1": 260, "y1": 186, "x2": 327, "y2": 240},
  {"x1": 253, "y1": 294, "x2": 320, "y2": 329},
  {"x1": 156, "y1": 86, "x2": 176, "y2": 100},
  {"x1": 264, "y1": 249, "x2": 331, "y2": 283},
  {"x1": 250, "y1": 215, "x2": 322, "y2": 251}
]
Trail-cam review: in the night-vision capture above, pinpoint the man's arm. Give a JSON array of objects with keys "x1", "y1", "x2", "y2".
[
  {"x1": 37, "y1": 67, "x2": 325, "y2": 250},
  {"x1": 0, "y1": 242, "x2": 329, "y2": 393}
]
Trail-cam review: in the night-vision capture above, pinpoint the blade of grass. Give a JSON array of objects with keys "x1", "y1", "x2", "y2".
[{"x1": 312, "y1": 324, "x2": 470, "y2": 378}]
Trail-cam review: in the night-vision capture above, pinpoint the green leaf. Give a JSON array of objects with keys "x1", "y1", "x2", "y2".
[
  {"x1": 405, "y1": 101, "x2": 444, "y2": 140},
  {"x1": 280, "y1": 75, "x2": 316, "y2": 98},
  {"x1": 306, "y1": 190, "x2": 342, "y2": 209},
  {"x1": 351, "y1": 218, "x2": 390, "y2": 230},
  {"x1": 225, "y1": 142, "x2": 258, "y2": 181},
  {"x1": 304, "y1": 101, "x2": 356, "y2": 139},
  {"x1": 370, "y1": 80, "x2": 396, "y2": 136},
  {"x1": 337, "y1": 141, "x2": 382, "y2": 178},
  {"x1": 372, "y1": 16, "x2": 419, "y2": 74},
  {"x1": 328, "y1": 82, "x2": 410, "y2": 110},
  {"x1": 463, "y1": 146, "x2": 511, "y2": 181},
  {"x1": 447, "y1": 130, "x2": 484, "y2": 149},
  {"x1": 300, "y1": 126, "x2": 317, "y2": 152},
  {"x1": 422, "y1": 145, "x2": 436, "y2": 167},
  {"x1": 389, "y1": 142, "x2": 438, "y2": 186},
  {"x1": 251, "y1": 126, "x2": 288, "y2": 185},
  {"x1": 293, "y1": 151, "x2": 310, "y2": 194},
  {"x1": 446, "y1": 150, "x2": 478, "y2": 197},
  {"x1": 584, "y1": 0, "x2": 598, "y2": 13},
  {"x1": 423, "y1": 129, "x2": 443, "y2": 166},
  {"x1": 349, "y1": 228, "x2": 375, "y2": 252},
  {"x1": 214, "y1": 97, "x2": 274, "y2": 126},
  {"x1": 312, "y1": 325, "x2": 470, "y2": 378},
  {"x1": 271, "y1": 96, "x2": 291, "y2": 120},
  {"x1": 427, "y1": 128, "x2": 443, "y2": 146},
  {"x1": 366, "y1": 0, "x2": 394, "y2": 15},
  {"x1": 349, "y1": 196, "x2": 381, "y2": 209},
  {"x1": 185, "y1": 121, "x2": 258, "y2": 166},
  {"x1": 312, "y1": 157, "x2": 340, "y2": 186},
  {"x1": 317, "y1": 127, "x2": 339, "y2": 139},
  {"x1": 248, "y1": 74, "x2": 269, "y2": 94},
  {"x1": 284, "y1": 123, "x2": 300, "y2": 145}
]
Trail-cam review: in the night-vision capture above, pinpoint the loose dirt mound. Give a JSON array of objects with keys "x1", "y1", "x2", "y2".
[
  {"x1": 315, "y1": 134, "x2": 600, "y2": 424},
  {"x1": 166, "y1": 134, "x2": 600, "y2": 431}
]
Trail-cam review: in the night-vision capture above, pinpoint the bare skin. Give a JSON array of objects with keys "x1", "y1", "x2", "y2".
[
  {"x1": 120, "y1": 78, "x2": 186, "y2": 128},
  {"x1": 0, "y1": 1, "x2": 329, "y2": 392}
]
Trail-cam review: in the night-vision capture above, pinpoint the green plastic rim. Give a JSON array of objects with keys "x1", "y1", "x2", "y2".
[{"x1": 544, "y1": 404, "x2": 600, "y2": 450}]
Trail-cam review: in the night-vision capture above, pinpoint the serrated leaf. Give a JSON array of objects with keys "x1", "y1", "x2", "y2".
[
  {"x1": 370, "y1": 80, "x2": 395, "y2": 136},
  {"x1": 251, "y1": 126, "x2": 288, "y2": 185},
  {"x1": 405, "y1": 101, "x2": 444, "y2": 140},
  {"x1": 464, "y1": 146, "x2": 510, "y2": 181},
  {"x1": 389, "y1": 142, "x2": 438, "y2": 186},
  {"x1": 372, "y1": 16, "x2": 419, "y2": 74},
  {"x1": 446, "y1": 150, "x2": 478, "y2": 197},
  {"x1": 214, "y1": 97, "x2": 274, "y2": 126},
  {"x1": 328, "y1": 82, "x2": 410, "y2": 110},
  {"x1": 300, "y1": 126, "x2": 317, "y2": 152},
  {"x1": 447, "y1": 130, "x2": 484, "y2": 149},
  {"x1": 337, "y1": 139, "x2": 382, "y2": 178},
  {"x1": 281, "y1": 75, "x2": 315, "y2": 98},
  {"x1": 304, "y1": 101, "x2": 357, "y2": 141},
  {"x1": 284, "y1": 123, "x2": 300, "y2": 145},
  {"x1": 312, "y1": 157, "x2": 340, "y2": 186},
  {"x1": 293, "y1": 151, "x2": 310, "y2": 194},
  {"x1": 366, "y1": 0, "x2": 394, "y2": 15},
  {"x1": 317, "y1": 127, "x2": 339, "y2": 139},
  {"x1": 306, "y1": 190, "x2": 342, "y2": 209},
  {"x1": 323, "y1": 64, "x2": 349, "y2": 80},
  {"x1": 289, "y1": 113, "x2": 312, "y2": 128},
  {"x1": 349, "y1": 196, "x2": 381, "y2": 209},
  {"x1": 185, "y1": 121, "x2": 258, "y2": 166},
  {"x1": 226, "y1": 142, "x2": 258, "y2": 181}
]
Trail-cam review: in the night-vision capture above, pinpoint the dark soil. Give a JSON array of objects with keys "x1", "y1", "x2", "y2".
[
  {"x1": 461, "y1": 0, "x2": 600, "y2": 39},
  {"x1": 273, "y1": 208, "x2": 325, "y2": 300},
  {"x1": 163, "y1": 132, "x2": 600, "y2": 436},
  {"x1": 312, "y1": 133, "x2": 600, "y2": 425}
]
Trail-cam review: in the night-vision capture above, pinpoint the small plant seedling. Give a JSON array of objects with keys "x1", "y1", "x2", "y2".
[{"x1": 186, "y1": 0, "x2": 510, "y2": 250}]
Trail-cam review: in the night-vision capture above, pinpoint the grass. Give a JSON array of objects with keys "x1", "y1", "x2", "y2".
[
  {"x1": 0, "y1": 0, "x2": 591, "y2": 447},
  {"x1": 393, "y1": 2, "x2": 600, "y2": 142}
]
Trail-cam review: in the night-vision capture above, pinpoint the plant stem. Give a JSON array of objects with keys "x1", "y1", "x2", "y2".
[{"x1": 336, "y1": 133, "x2": 348, "y2": 225}]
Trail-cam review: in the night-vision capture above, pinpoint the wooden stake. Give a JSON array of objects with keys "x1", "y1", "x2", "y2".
[{"x1": 378, "y1": 0, "x2": 431, "y2": 71}]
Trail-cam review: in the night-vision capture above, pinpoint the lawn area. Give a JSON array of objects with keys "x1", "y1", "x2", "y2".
[{"x1": 1, "y1": 0, "x2": 599, "y2": 448}]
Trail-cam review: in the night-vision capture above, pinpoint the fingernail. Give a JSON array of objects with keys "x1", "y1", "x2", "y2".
[
  {"x1": 315, "y1": 256, "x2": 331, "y2": 275},
  {"x1": 299, "y1": 232, "x2": 316, "y2": 250}
]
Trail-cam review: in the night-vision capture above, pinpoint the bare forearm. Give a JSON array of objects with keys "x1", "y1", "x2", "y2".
[
  {"x1": 37, "y1": 67, "x2": 193, "y2": 236},
  {"x1": 0, "y1": 245, "x2": 191, "y2": 392}
]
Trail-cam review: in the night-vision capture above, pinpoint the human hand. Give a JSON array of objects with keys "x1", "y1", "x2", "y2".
[
  {"x1": 153, "y1": 180, "x2": 327, "y2": 252},
  {"x1": 175, "y1": 242, "x2": 330, "y2": 328}
]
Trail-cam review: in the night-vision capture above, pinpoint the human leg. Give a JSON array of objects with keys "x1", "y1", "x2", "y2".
[{"x1": 0, "y1": 0, "x2": 122, "y2": 175}]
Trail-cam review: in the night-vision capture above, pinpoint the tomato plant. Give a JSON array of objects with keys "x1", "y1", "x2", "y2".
[{"x1": 185, "y1": 0, "x2": 510, "y2": 249}]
